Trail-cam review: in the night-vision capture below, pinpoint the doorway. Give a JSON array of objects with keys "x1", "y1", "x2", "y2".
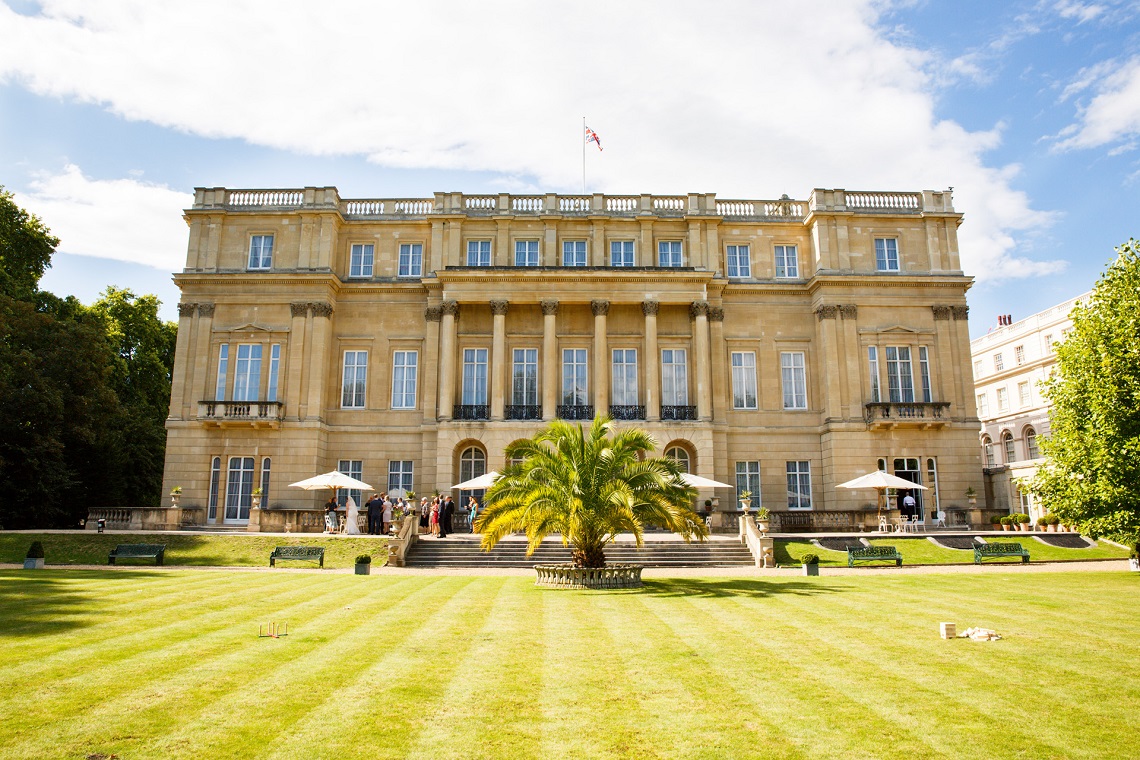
[{"x1": 893, "y1": 457, "x2": 923, "y2": 520}]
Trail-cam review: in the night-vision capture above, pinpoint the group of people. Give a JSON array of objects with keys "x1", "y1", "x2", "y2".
[
  {"x1": 418, "y1": 495, "x2": 481, "y2": 537},
  {"x1": 323, "y1": 492, "x2": 481, "y2": 537}
]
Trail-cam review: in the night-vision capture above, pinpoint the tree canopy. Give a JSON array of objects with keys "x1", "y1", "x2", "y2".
[
  {"x1": 475, "y1": 416, "x2": 709, "y2": 567},
  {"x1": 1032, "y1": 239, "x2": 1140, "y2": 548}
]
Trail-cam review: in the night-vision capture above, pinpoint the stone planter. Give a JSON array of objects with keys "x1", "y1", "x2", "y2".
[
  {"x1": 1047, "y1": 524, "x2": 1057, "y2": 532},
  {"x1": 1002, "y1": 524, "x2": 1011, "y2": 531},
  {"x1": 802, "y1": 563, "x2": 819, "y2": 576},
  {"x1": 756, "y1": 519, "x2": 770, "y2": 534},
  {"x1": 170, "y1": 493, "x2": 181, "y2": 508},
  {"x1": 355, "y1": 562, "x2": 371, "y2": 575},
  {"x1": 534, "y1": 564, "x2": 643, "y2": 589},
  {"x1": 23, "y1": 558, "x2": 44, "y2": 570},
  {"x1": 1129, "y1": 558, "x2": 1139, "y2": 572}
]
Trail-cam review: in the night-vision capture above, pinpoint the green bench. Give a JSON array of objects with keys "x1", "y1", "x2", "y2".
[
  {"x1": 108, "y1": 543, "x2": 166, "y2": 565},
  {"x1": 848, "y1": 546, "x2": 903, "y2": 567},
  {"x1": 974, "y1": 542, "x2": 1030, "y2": 564},
  {"x1": 269, "y1": 546, "x2": 325, "y2": 568}
]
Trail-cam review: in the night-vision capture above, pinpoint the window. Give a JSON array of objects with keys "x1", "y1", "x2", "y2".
[
  {"x1": 260, "y1": 457, "x2": 271, "y2": 505},
  {"x1": 994, "y1": 352, "x2": 1004, "y2": 371},
  {"x1": 563, "y1": 240, "x2": 587, "y2": 267},
  {"x1": 973, "y1": 359, "x2": 983, "y2": 377},
  {"x1": 736, "y1": 461, "x2": 760, "y2": 509},
  {"x1": 874, "y1": 238, "x2": 898, "y2": 271},
  {"x1": 982, "y1": 436, "x2": 995, "y2": 466},
  {"x1": 661, "y1": 349, "x2": 688, "y2": 405},
  {"x1": 562, "y1": 348, "x2": 588, "y2": 406},
  {"x1": 786, "y1": 461, "x2": 812, "y2": 509},
  {"x1": 1002, "y1": 432, "x2": 1016, "y2": 463},
  {"x1": 337, "y1": 459, "x2": 362, "y2": 507},
  {"x1": 665, "y1": 446, "x2": 690, "y2": 473},
  {"x1": 459, "y1": 447, "x2": 486, "y2": 504},
  {"x1": 208, "y1": 456, "x2": 221, "y2": 521},
  {"x1": 225, "y1": 456, "x2": 255, "y2": 522},
  {"x1": 996, "y1": 387, "x2": 1008, "y2": 412},
  {"x1": 1018, "y1": 381, "x2": 1031, "y2": 407},
  {"x1": 466, "y1": 240, "x2": 491, "y2": 266},
  {"x1": 214, "y1": 343, "x2": 229, "y2": 401},
  {"x1": 1043, "y1": 334, "x2": 1053, "y2": 353},
  {"x1": 658, "y1": 241, "x2": 682, "y2": 267},
  {"x1": 781, "y1": 351, "x2": 807, "y2": 410},
  {"x1": 925, "y1": 458, "x2": 940, "y2": 517},
  {"x1": 341, "y1": 351, "x2": 368, "y2": 409},
  {"x1": 349, "y1": 243, "x2": 374, "y2": 278},
  {"x1": 462, "y1": 348, "x2": 488, "y2": 405},
  {"x1": 232, "y1": 344, "x2": 262, "y2": 402},
  {"x1": 774, "y1": 245, "x2": 798, "y2": 278},
  {"x1": 512, "y1": 348, "x2": 538, "y2": 405},
  {"x1": 391, "y1": 351, "x2": 418, "y2": 409},
  {"x1": 919, "y1": 346, "x2": 932, "y2": 403},
  {"x1": 1014, "y1": 345, "x2": 1025, "y2": 366},
  {"x1": 731, "y1": 352, "x2": 758, "y2": 409},
  {"x1": 612, "y1": 349, "x2": 638, "y2": 405},
  {"x1": 515, "y1": 240, "x2": 540, "y2": 267},
  {"x1": 885, "y1": 346, "x2": 914, "y2": 403},
  {"x1": 868, "y1": 347, "x2": 881, "y2": 403},
  {"x1": 266, "y1": 344, "x2": 280, "y2": 402},
  {"x1": 610, "y1": 240, "x2": 634, "y2": 267},
  {"x1": 1025, "y1": 427, "x2": 1039, "y2": 459},
  {"x1": 976, "y1": 392, "x2": 989, "y2": 417},
  {"x1": 248, "y1": 235, "x2": 273, "y2": 269},
  {"x1": 388, "y1": 460, "x2": 413, "y2": 495},
  {"x1": 726, "y1": 244, "x2": 751, "y2": 278},
  {"x1": 398, "y1": 243, "x2": 423, "y2": 278}
]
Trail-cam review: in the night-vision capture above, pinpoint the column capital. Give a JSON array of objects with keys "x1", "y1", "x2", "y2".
[
  {"x1": 839, "y1": 304, "x2": 857, "y2": 320},
  {"x1": 591, "y1": 299, "x2": 610, "y2": 316},
  {"x1": 642, "y1": 300, "x2": 659, "y2": 316},
  {"x1": 708, "y1": 306, "x2": 725, "y2": 322},
  {"x1": 310, "y1": 301, "x2": 334, "y2": 318},
  {"x1": 425, "y1": 305, "x2": 443, "y2": 322},
  {"x1": 541, "y1": 299, "x2": 559, "y2": 316},
  {"x1": 490, "y1": 299, "x2": 510, "y2": 316},
  {"x1": 441, "y1": 299, "x2": 460, "y2": 317},
  {"x1": 289, "y1": 302, "x2": 309, "y2": 318},
  {"x1": 689, "y1": 300, "x2": 709, "y2": 319},
  {"x1": 951, "y1": 305, "x2": 969, "y2": 321},
  {"x1": 177, "y1": 302, "x2": 197, "y2": 318},
  {"x1": 932, "y1": 304, "x2": 952, "y2": 321},
  {"x1": 814, "y1": 304, "x2": 839, "y2": 320},
  {"x1": 196, "y1": 303, "x2": 215, "y2": 318}
]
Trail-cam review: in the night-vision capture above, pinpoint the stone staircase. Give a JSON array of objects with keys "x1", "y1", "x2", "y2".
[{"x1": 404, "y1": 534, "x2": 756, "y2": 568}]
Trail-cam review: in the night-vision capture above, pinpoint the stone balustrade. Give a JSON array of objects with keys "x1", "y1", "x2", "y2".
[{"x1": 534, "y1": 564, "x2": 644, "y2": 589}]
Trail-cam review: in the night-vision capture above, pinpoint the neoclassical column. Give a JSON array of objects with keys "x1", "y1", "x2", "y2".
[
  {"x1": 189, "y1": 303, "x2": 215, "y2": 415},
  {"x1": 814, "y1": 305, "x2": 842, "y2": 420},
  {"x1": 169, "y1": 302, "x2": 197, "y2": 418},
  {"x1": 643, "y1": 300, "x2": 660, "y2": 421},
  {"x1": 437, "y1": 300, "x2": 459, "y2": 420},
  {"x1": 592, "y1": 300, "x2": 610, "y2": 414},
  {"x1": 541, "y1": 300, "x2": 559, "y2": 420},
  {"x1": 285, "y1": 302, "x2": 309, "y2": 419},
  {"x1": 490, "y1": 300, "x2": 509, "y2": 420},
  {"x1": 691, "y1": 301, "x2": 712, "y2": 420},
  {"x1": 305, "y1": 302, "x2": 334, "y2": 420},
  {"x1": 422, "y1": 305, "x2": 442, "y2": 424},
  {"x1": 951, "y1": 305, "x2": 971, "y2": 417},
  {"x1": 708, "y1": 306, "x2": 727, "y2": 422}
]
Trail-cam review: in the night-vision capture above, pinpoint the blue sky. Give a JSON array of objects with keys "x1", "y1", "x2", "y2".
[{"x1": 1, "y1": 0, "x2": 1138, "y2": 337}]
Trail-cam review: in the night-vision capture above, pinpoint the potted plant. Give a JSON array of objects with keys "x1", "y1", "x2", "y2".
[
  {"x1": 801, "y1": 552, "x2": 820, "y2": 576},
  {"x1": 999, "y1": 516, "x2": 1012, "y2": 531},
  {"x1": 355, "y1": 554, "x2": 372, "y2": 575},
  {"x1": 703, "y1": 499, "x2": 712, "y2": 512},
  {"x1": 989, "y1": 514, "x2": 1002, "y2": 529},
  {"x1": 739, "y1": 490, "x2": 752, "y2": 513},
  {"x1": 24, "y1": 541, "x2": 44, "y2": 570},
  {"x1": 965, "y1": 486, "x2": 977, "y2": 505},
  {"x1": 251, "y1": 486, "x2": 263, "y2": 510},
  {"x1": 1018, "y1": 513, "x2": 1031, "y2": 531},
  {"x1": 1046, "y1": 514, "x2": 1060, "y2": 532},
  {"x1": 755, "y1": 507, "x2": 771, "y2": 533},
  {"x1": 170, "y1": 485, "x2": 182, "y2": 507}
]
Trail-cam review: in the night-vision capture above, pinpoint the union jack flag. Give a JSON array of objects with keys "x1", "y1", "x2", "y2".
[{"x1": 585, "y1": 125, "x2": 603, "y2": 151}]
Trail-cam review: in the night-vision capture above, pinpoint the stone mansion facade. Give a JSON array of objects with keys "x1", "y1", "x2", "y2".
[{"x1": 162, "y1": 186, "x2": 983, "y2": 531}]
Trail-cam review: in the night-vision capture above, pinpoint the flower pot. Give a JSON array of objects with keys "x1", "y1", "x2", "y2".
[
  {"x1": 23, "y1": 558, "x2": 44, "y2": 570},
  {"x1": 802, "y1": 563, "x2": 819, "y2": 576},
  {"x1": 170, "y1": 493, "x2": 180, "y2": 508},
  {"x1": 1001, "y1": 524, "x2": 1011, "y2": 531},
  {"x1": 355, "y1": 563, "x2": 370, "y2": 575},
  {"x1": 756, "y1": 520, "x2": 770, "y2": 533},
  {"x1": 1047, "y1": 524, "x2": 1056, "y2": 532},
  {"x1": 740, "y1": 501, "x2": 750, "y2": 512}
]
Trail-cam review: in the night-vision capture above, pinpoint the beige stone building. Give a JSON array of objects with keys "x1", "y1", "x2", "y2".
[{"x1": 162, "y1": 187, "x2": 983, "y2": 531}]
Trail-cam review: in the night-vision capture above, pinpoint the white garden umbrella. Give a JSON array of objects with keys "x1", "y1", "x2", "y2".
[
  {"x1": 680, "y1": 473, "x2": 736, "y2": 489},
  {"x1": 288, "y1": 470, "x2": 374, "y2": 492},
  {"x1": 450, "y1": 471, "x2": 500, "y2": 490},
  {"x1": 837, "y1": 471, "x2": 927, "y2": 518}
]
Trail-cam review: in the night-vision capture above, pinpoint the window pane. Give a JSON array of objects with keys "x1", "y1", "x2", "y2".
[
  {"x1": 775, "y1": 245, "x2": 798, "y2": 278},
  {"x1": 350, "y1": 243, "x2": 374, "y2": 277},
  {"x1": 515, "y1": 240, "x2": 539, "y2": 266},
  {"x1": 562, "y1": 348, "x2": 588, "y2": 405},
  {"x1": 392, "y1": 351, "x2": 418, "y2": 408},
  {"x1": 462, "y1": 348, "x2": 488, "y2": 404},
  {"x1": 658, "y1": 241, "x2": 682, "y2": 267},
  {"x1": 781, "y1": 352, "x2": 806, "y2": 409},
  {"x1": 661, "y1": 349, "x2": 688, "y2": 405},
  {"x1": 266, "y1": 344, "x2": 280, "y2": 402},
  {"x1": 513, "y1": 348, "x2": 538, "y2": 405},
  {"x1": 563, "y1": 240, "x2": 586, "y2": 266},
  {"x1": 612, "y1": 349, "x2": 638, "y2": 405},
  {"x1": 731, "y1": 352, "x2": 757, "y2": 409},
  {"x1": 215, "y1": 344, "x2": 229, "y2": 401},
  {"x1": 342, "y1": 351, "x2": 367, "y2": 408},
  {"x1": 735, "y1": 461, "x2": 760, "y2": 508},
  {"x1": 727, "y1": 245, "x2": 750, "y2": 278},
  {"x1": 399, "y1": 243, "x2": 423, "y2": 277}
]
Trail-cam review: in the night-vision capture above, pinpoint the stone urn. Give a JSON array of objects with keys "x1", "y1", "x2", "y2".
[
  {"x1": 170, "y1": 492, "x2": 181, "y2": 508},
  {"x1": 1129, "y1": 558, "x2": 1139, "y2": 573},
  {"x1": 756, "y1": 519, "x2": 770, "y2": 534},
  {"x1": 251, "y1": 494, "x2": 262, "y2": 510}
]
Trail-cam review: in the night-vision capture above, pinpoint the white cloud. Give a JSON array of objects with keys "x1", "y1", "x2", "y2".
[
  {"x1": 1053, "y1": 56, "x2": 1140, "y2": 151},
  {"x1": 0, "y1": 0, "x2": 1064, "y2": 281},
  {"x1": 1053, "y1": 0, "x2": 1107, "y2": 23},
  {"x1": 13, "y1": 165, "x2": 192, "y2": 270}
]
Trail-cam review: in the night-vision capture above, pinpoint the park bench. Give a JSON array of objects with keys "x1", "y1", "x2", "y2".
[
  {"x1": 269, "y1": 546, "x2": 325, "y2": 568},
  {"x1": 847, "y1": 545, "x2": 903, "y2": 567},
  {"x1": 974, "y1": 542, "x2": 1030, "y2": 564},
  {"x1": 108, "y1": 543, "x2": 166, "y2": 565}
]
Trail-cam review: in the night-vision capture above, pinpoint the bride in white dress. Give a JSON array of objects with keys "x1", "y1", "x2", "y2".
[{"x1": 344, "y1": 495, "x2": 361, "y2": 535}]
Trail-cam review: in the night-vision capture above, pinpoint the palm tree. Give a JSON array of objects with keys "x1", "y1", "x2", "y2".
[{"x1": 475, "y1": 416, "x2": 709, "y2": 567}]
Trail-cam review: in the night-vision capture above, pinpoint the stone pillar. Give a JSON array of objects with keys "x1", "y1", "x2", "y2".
[
  {"x1": 286, "y1": 302, "x2": 308, "y2": 419},
  {"x1": 691, "y1": 301, "x2": 712, "y2": 420},
  {"x1": 592, "y1": 300, "x2": 610, "y2": 414},
  {"x1": 169, "y1": 303, "x2": 197, "y2": 418},
  {"x1": 490, "y1": 300, "x2": 509, "y2": 420},
  {"x1": 437, "y1": 300, "x2": 459, "y2": 420},
  {"x1": 542, "y1": 300, "x2": 559, "y2": 420},
  {"x1": 932, "y1": 305, "x2": 954, "y2": 412},
  {"x1": 305, "y1": 302, "x2": 334, "y2": 419},
  {"x1": 190, "y1": 303, "x2": 215, "y2": 412},
  {"x1": 643, "y1": 301, "x2": 660, "y2": 422},
  {"x1": 814, "y1": 305, "x2": 842, "y2": 420},
  {"x1": 709, "y1": 306, "x2": 727, "y2": 422},
  {"x1": 423, "y1": 306, "x2": 442, "y2": 423},
  {"x1": 951, "y1": 305, "x2": 971, "y2": 417}
]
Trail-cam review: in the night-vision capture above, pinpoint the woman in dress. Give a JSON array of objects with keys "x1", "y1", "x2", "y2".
[
  {"x1": 430, "y1": 498, "x2": 440, "y2": 536},
  {"x1": 344, "y1": 495, "x2": 361, "y2": 535},
  {"x1": 419, "y1": 497, "x2": 429, "y2": 529}
]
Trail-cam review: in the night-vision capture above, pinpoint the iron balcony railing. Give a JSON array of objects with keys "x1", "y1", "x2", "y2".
[
  {"x1": 505, "y1": 405, "x2": 542, "y2": 420},
  {"x1": 660, "y1": 405, "x2": 698, "y2": 421},
  {"x1": 453, "y1": 404, "x2": 490, "y2": 421},
  {"x1": 609, "y1": 405, "x2": 646, "y2": 420},
  {"x1": 557, "y1": 404, "x2": 595, "y2": 420}
]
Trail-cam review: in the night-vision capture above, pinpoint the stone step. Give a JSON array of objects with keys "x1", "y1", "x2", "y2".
[{"x1": 405, "y1": 537, "x2": 755, "y2": 567}]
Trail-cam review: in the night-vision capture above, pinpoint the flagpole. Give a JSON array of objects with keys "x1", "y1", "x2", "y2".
[{"x1": 582, "y1": 116, "x2": 586, "y2": 195}]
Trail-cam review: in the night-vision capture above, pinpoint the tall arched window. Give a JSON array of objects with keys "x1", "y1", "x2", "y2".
[
  {"x1": 1024, "y1": 427, "x2": 1039, "y2": 459},
  {"x1": 664, "y1": 446, "x2": 690, "y2": 473},
  {"x1": 1002, "y1": 431, "x2": 1016, "y2": 463},
  {"x1": 982, "y1": 436, "x2": 995, "y2": 467},
  {"x1": 460, "y1": 446, "x2": 486, "y2": 483}
]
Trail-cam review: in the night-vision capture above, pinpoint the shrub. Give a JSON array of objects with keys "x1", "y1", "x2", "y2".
[
  {"x1": 355, "y1": 554, "x2": 372, "y2": 565},
  {"x1": 704, "y1": 499, "x2": 712, "y2": 508},
  {"x1": 1037, "y1": 516, "x2": 1048, "y2": 526},
  {"x1": 755, "y1": 507, "x2": 770, "y2": 520},
  {"x1": 1047, "y1": 514, "x2": 1061, "y2": 525},
  {"x1": 26, "y1": 541, "x2": 45, "y2": 559},
  {"x1": 999, "y1": 516, "x2": 1013, "y2": 526},
  {"x1": 990, "y1": 514, "x2": 1003, "y2": 525},
  {"x1": 800, "y1": 552, "x2": 819, "y2": 565},
  {"x1": 1017, "y1": 513, "x2": 1031, "y2": 524}
]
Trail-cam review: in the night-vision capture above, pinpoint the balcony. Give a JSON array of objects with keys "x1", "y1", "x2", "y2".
[
  {"x1": 198, "y1": 401, "x2": 284, "y2": 428},
  {"x1": 453, "y1": 405, "x2": 490, "y2": 421},
  {"x1": 864, "y1": 401, "x2": 951, "y2": 429},
  {"x1": 660, "y1": 405, "x2": 698, "y2": 421},
  {"x1": 505, "y1": 405, "x2": 542, "y2": 420},
  {"x1": 557, "y1": 404, "x2": 595, "y2": 420},
  {"x1": 609, "y1": 405, "x2": 646, "y2": 421}
]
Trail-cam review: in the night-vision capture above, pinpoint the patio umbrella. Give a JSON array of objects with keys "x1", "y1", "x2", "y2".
[
  {"x1": 450, "y1": 471, "x2": 500, "y2": 490},
  {"x1": 836, "y1": 471, "x2": 927, "y2": 520},
  {"x1": 679, "y1": 473, "x2": 735, "y2": 489},
  {"x1": 288, "y1": 470, "x2": 374, "y2": 492}
]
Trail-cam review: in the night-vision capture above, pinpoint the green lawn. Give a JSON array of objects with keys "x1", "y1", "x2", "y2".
[
  {"x1": 2, "y1": 569, "x2": 1138, "y2": 759},
  {"x1": 0, "y1": 532, "x2": 386, "y2": 569},
  {"x1": 775, "y1": 536, "x2": 1128, "y2": 566}
]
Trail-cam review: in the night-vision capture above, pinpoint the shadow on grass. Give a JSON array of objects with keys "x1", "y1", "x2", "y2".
[
  {"x1": 0, "y1": 569, "x2": 161, "y2": 637},
  {"x1": 633, "y1": 578, "x2": 845, "y2": 599}
]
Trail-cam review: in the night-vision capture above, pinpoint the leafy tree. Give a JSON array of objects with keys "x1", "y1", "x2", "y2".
[
  {"x1": 0, "y1": 186, "x2": 58, "y2": 301},
  {"x1": 475, "y1": 416, "x2": 708, "y2": 567},
  {"x1": 1032, "y1": 239, "x2": 1140, "y2": 549}
]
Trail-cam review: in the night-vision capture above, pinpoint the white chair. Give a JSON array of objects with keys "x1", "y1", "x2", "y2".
[
  {"x1": 324, "y1": 512, "x2": 340, "y2": 534},
  {"x1": 878, "y1": 516, "x2": 889, "y2": 533},
  {"x1": 934, "y1": 511, "x2": 947, "y2": 528}
]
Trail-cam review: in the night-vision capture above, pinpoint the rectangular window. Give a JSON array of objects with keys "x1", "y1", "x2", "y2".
[
  {"x1": 611, "y1": 349, "x2": 638, "y2": 405},
  {"x1": 225, "y1": 456, "x2": 255, "y2": 521},
  {"x1": 232, "y1": 343, "x2": 263, "y2": 402},
  {"x1": 208, "y1": 456, "x2": 221, "y2": 521},
  {"x1": 515, "y1": 240, "x2": 540, "y2": 267},
  {"x1": 885, "y1": 346, "x2": 914, "y2": 403},
  {"x1": 512, "y1": 348, "x2": 538, "y2": 405},
  {"x1": 398, "y1": 243, "x2": 423, "y2": 278},
  {"x1": 266, "y1": 344, "x2": 280, "y2": 402},
  {"x1": 726, "y1": 244, "x2": 751, "y2": 278},
  {"x1": 391, "y1": 350, "x2": 418, "y2": 409},
  {"x1": 214, "y1": 343, "x2": 229, "y2": 401},
  {"x1": 774, "y1": 245, "x2": 798, "y2": 278},
  {"x1": 388, "y1": 460, "x2": 413, "y2": 495},
  {"x1": 786, "y1": 461, "x2": 812, "y2": 509},
  {"x1": 919, "y1": 346, "x2": 932, "y2": 403},
  {"x1": 466, "y1": 240, "x2": 491, "y2": 266},
  {"x1": 1026, "y1": 431, "x2": 1039, "y2": 459},
  {"x1": 976, "y1": 392, "x2": 989, "y2": 417},
  {"x1": 658, "y1": 241, "x2": 682, "y2": 267},
  {"x1": 562, "y1": 348, "x2": 588, "y2": 406},
  {"x1": 731, "y1": 351, "x2": 758, "y2": 409},
  {"x1": 874, "y1": 238, "x2": 899, "y2": 271},
  {"x1": 868, "y1": 346, "x2": 881, "y2": 403},
  {"x1": 781, "y1": 351, "x2": 807, "y2": 410},
  {"x1": 563, "y1": 240, "x2": 587, "y2": 266},
  {"x1": 661, "y1": 349, "x2": 688, "y2": 405},
  {"x1": 260, "y1": 457, "x2": 271, "y2": 506},
  {"x1": 337, "y1": 459, "x2": 362, "y2": 507},
  {"x1": 1018, "y1": 381, "x2": 1031, "y2": 407},
  {"x1": 349, "y1": 243, "x2": 374, "y2": 278},
  {"x1": 462, "y1": 348, "x2": 488, "y2": 405},
  {"x1": 994, "y1": 352, "x2": 1004, "y2": 371},
  {"x1": 1043, "y1": 334, "x2": 1053, "y2": 353},
  {"x1": 736, "y1": 461, "x2": 761, "y2": 509},
  {"x1": 996, "y1": 387, "x2": 1009, "y2": 412},
  {"x1": 984, "y1": 440, "x2": 995, "y2": 467},
  {"x1": 248, "y1": 235, "x2": 273, "y2": 270},
  {"x1": 341, "y1": 351, "x2": 368, "y2": 409},
  {"x1": 1014, "y1": 345, "x2": 1025, "y2": 365},
  {"x1": 973, "y1": 359, "x2": 983, "y2": 377},
  {"x1": 610, "y1": 240, "x2": 634, "y2": 267}
]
